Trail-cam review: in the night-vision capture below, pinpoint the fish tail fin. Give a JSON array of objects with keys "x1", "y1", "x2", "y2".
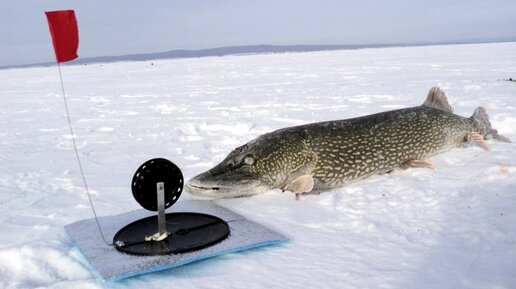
[{"x1": 471, "y1": 107, "x2": 511, "y2": 143}]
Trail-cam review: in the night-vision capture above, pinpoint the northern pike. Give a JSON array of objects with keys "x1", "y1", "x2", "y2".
[{"x1": 186, "y1": 87, "x2": 510, "y2": 198}]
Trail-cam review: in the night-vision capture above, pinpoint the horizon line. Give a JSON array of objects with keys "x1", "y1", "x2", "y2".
[{"x1": 2, "y1": 36, "x2": 515, "y2": 70}]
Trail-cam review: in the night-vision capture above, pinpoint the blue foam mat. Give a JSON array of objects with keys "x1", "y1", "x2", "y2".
[{"x1": 65, "y1": 200, "x2": 288, "y2": 281}]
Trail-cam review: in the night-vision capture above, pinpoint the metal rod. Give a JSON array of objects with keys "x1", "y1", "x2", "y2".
[{"x1": 157, "y1": 182, "x2": 167, "y2": 237}]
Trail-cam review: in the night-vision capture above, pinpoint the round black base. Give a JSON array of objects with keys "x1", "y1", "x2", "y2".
[{"x1": 113, "y1": 212, "x2": 230, "y2": 256}]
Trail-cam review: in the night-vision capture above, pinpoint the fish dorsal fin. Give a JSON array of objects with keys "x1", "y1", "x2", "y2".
[{"x1": 422, "y1": 87, "x2": 453, "y2": 113}]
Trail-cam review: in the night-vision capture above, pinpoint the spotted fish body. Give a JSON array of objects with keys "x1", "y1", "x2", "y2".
[
  {"x1": 186, "y1": 87, "x2": 509, "y2": 198},
  {"x1": 288, "y1": 106, "x2": 476, "y2": 188}
]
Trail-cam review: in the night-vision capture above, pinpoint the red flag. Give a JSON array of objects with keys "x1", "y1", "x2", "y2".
[{"x1": 45, "y1": 10, "x2": 79, "y2": 63}]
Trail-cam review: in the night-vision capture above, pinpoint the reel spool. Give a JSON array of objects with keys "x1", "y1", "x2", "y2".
[
  {"x1": 113, "y1": 158, "x2": 229, "y2": 256},
  {"x1": 131, "y1": 158, "x2": 183, "y2": 211}
]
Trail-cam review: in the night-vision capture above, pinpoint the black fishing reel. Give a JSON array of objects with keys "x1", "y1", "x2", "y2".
[
  {"x1": 113, "y1": 158, "x2": 230, "y2": 256},
  {"x1": 131, "y1": 158, "x2": 183, "y2": 211}
]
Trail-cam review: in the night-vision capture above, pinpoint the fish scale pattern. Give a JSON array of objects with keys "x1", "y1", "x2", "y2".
[{"x1": 303, "y1": 106, "x2": 477, "y2": 188}]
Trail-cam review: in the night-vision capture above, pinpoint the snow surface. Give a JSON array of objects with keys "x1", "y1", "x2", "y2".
[{"x1": 1, "y1": 42, "x2": 516, "y2": 289}]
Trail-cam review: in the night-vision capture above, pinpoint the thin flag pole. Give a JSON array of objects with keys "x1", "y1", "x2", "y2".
[{"x1": 57, "y1": 62, "x2": 112, "y2": 246}]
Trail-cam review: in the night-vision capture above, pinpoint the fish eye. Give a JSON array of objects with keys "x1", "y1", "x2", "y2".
[{"x1": 242, "y1": 154, "x2": 256, "y2": 166}]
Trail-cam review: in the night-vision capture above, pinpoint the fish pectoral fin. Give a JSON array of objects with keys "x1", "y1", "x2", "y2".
[
  {"x1": 467, "y1": 132, "x2": 490, "y2": 151},
  {"x1": 286, "y1": 175, "x2": 314, "y2": 195},
  {"x1": 401, "y1": 159, "x2": 436, "y2": 170}
]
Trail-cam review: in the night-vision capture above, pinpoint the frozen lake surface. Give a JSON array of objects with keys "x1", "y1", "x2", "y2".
[{"x1": 1, "y1": 42, "x2": 515, "y2": 289}]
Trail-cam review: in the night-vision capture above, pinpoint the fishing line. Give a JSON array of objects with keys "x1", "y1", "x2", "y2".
[{"x1": 57, "y1": 63, "x2": 113, "y2": 246}]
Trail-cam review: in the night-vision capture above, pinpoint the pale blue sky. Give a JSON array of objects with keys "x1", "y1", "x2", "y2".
[{"x1": 1, "y1": 0, "x2": 515, "y2": 66}]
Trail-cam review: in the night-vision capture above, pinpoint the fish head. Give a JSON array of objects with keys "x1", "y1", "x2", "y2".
[{"x1": 186, "y1": 130, "x2": 315, "y2": 198}]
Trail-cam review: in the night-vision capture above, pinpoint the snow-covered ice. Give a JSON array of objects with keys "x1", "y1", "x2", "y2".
[{"x1": 1, "y1": 42, "x2": 515, "y2": 289}]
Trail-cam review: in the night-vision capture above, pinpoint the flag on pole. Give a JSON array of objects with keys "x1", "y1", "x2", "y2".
[
  {"x1": 45, "y1": 10, "x2": 79, "y2": 63},
  {"x1": 45, "y1": 9, "x2": 110, "y2": 244}
]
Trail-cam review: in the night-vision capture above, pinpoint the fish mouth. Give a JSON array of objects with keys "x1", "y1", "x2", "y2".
[
  {"x1": 187, "y1": 184, "x2": 220, "y2": 192},
  {"x1": 185, "y1": 173, "x2": 271, "y2": 198},
  {"x1": 185, "y1": 182, "x2": 226, "y2": 198}
]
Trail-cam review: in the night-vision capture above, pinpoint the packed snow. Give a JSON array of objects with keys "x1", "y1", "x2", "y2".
[{"x1": 1, "y1": 42, "x2": 515, "y2": 289}]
